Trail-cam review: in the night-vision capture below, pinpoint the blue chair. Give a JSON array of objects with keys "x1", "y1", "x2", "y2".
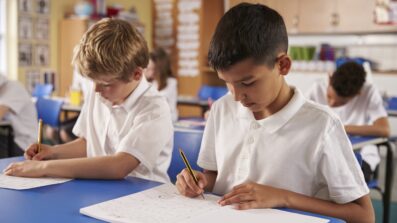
[
  {"x1": 168, "y1": 129, "x2": 203, "y2": 182},
  {"x1": 32, "y1": 84, "x2": 53, "y2": 98},
  {"x1": 36, "y1": 97, "x2": 64, "y2": 128},
  {"x1": 198, "y1": 85, "x2": 228, "y2": 101}
]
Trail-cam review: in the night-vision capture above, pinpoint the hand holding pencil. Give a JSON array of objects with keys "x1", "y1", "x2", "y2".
[
  {"x1": 24, "y1": 119, "x2": 53, "y2": 161},
  {"x1": 176, "y1": 148, "x2": 207, "y2": 199}
]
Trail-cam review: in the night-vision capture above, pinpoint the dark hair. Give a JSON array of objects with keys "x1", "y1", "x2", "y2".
[
  {"x1": 330, "y1": 61, "x2": 366, "y2": 97},
  {"x1": 149, "y1": 47, "x2": 174, "y2": 91},
  {"x1": 208, "y1": 3, "x2": 288, "y2": 71}
]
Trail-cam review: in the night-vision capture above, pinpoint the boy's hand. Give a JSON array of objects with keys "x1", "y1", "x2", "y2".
[
  {"x1": 24, "y1": 143, "x2": 55, "y2": 161},
  {"x1": 3, "y1": 160, "x2": 46, "y2": 178},
  {"x1": 176, "y1": 168, "x2": 207, "y2": 197},
  {"x1": 218, "y1": 182, "x2": 288, "y2": 210}
]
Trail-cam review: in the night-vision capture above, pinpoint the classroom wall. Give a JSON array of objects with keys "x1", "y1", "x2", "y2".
[{"x1": 11, "y1": 0, "x2": 152, "y2": 84}]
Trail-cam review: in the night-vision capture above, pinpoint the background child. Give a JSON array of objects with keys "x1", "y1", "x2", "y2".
[
  {"x1": 4, "y1": 18, "x2": 174, "y2": 183},
  {"x1": 144, "y1": 47, "x2": 178, "y2": 122},
  {"x1": 176, "y1": 3, "x2": 374, "y2": 223},
  {"x1": 0, "y1": 74, "x2": 37, "y2": 157},
  {"x1": 307, "y1": 61, "x2": 390, "y2": 182}
]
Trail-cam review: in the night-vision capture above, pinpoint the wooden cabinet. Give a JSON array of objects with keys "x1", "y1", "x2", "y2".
[
  {"x1": 58, "y1": 18, "x2": 88, "y2": 97},
  {"x1": 227, "y1": 0, "x2": 397, "y2": 34}
]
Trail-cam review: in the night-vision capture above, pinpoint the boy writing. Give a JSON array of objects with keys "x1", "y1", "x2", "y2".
[
  {"x1": 4, "y1": 18, "x2": 174, "y2": 183},
  {"x1": 176, "y1": 3, "x2": 374, "y2": 223},
  {"x1": 307, "y1": 61, "x2": 390, "y2": 182}
]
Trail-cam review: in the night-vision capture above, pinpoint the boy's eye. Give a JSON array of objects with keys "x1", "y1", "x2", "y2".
[{"x1": 241, "y1": 81, "x2": 254, "y2": 86}]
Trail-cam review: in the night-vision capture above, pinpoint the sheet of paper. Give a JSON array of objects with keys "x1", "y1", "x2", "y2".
[
  {"x1": 80, "y1": 184, "x2": 329, "y2": 223},
  {"x1": 0, "y1": 174, "x2": 72, "y2": 190}
]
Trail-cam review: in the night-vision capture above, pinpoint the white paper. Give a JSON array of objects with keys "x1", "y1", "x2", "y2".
[
  {"x1": 80, "y1": 184, "x2": 329, "y2": 223},
  {"x1": 0, "y1": 174, "x2": 72, "y2": 190}
]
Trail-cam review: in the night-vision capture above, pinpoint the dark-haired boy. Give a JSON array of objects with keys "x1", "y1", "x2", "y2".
[
  {"x1": 307, "y1": 61, "x2": 390, "y2": 182},
  {"x1": 176, "y1": 3, "x2": 374, "y2": 223}
]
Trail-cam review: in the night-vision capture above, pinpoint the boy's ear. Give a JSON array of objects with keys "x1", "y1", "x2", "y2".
[
  {"x1": 132, "y1": 67, "x2": 143, "y2": 81},
  {"x1": 278, "y1": 54, "x2": 291, "y2": 76}
]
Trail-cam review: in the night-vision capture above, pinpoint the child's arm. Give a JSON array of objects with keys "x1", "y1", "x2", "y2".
[
  {"x1": 176, "y1": 169, "x2": 217, "y2": 197},
  {"x1": 25, "y1": 138, "x2": 87, "y2": 160},
  {"x1": 4, "y1": 152, "x2": 140, "y2": 179},
  {"x1": 345, "y1": 117, "x2": 390, "y2": 137},
  {"x1": 0, "y1": 105, "x2": 10, "y2": 119},
  {"x1": 219, "y1": 182, "x2": 374, "y2": 223}
]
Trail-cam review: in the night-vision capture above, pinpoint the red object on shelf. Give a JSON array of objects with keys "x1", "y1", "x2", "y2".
[{"x1": 107, "y1": 7, "x2": 120, "y2": 17}]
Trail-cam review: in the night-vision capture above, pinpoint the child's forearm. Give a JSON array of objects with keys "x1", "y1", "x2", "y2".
[
  {"x1": 285, "y1": 190, "x2": 374, "y2": 223},
  {"x1": 203, "y1": 170, "x2": 217, "y2": 192},
  {"x1": 345, "y1": 124, "x2": 390, "y2": 137},
  {"x1": 52, "y1": 138, "x2": 87, "y2": 159},
  {"x1": 44, "y1": 152, "x2": 140, "y2": 179}
]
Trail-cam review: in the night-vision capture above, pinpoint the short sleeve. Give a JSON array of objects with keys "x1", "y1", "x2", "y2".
[
  {"x1": 72, "y1": 99, "x2": 88, "y2": 139},
  {"x1": 117, "y1": 103, "x2": 173, "y2": 172},
  {"x1": 0, "y1": 82, "x2": 29, "y2": 114},
  {"x1": 197, "y1": 103, "x2": 218, "y2": 171},
  {"x1": 365, "y1": 85, "x2": 387, "y2": 124},
  {"x1": 315, "y1": 119, "x2": 369, "y2": 204}
]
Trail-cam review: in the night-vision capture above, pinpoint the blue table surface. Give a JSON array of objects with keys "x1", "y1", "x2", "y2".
[{"x1": 0, "y1": 157, "x2": 345, "y2": 223}]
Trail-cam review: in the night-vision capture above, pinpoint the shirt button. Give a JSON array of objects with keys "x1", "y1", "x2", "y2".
[
  {"x1": 250, "y1": 122, "x2": 260, "y2": 129},
  {"x1": 247, "y1": 137, "x2": 254, "y2": 144}
]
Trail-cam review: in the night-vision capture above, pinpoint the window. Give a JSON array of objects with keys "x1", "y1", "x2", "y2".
[{"x1": 0, "y1": 0, "x2": 6, "y2": 76}]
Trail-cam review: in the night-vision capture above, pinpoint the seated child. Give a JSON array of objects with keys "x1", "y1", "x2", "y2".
[
  {"x1": 0, "y1": 75, "x2": 37, "y2": 157},
  {"x1": 307, "y1": 61, "x2": 390, "y2": 182},
  {"x1": 176, "y1": 3, "x2": 374, "y2": 223},
  {"x1": 4, "y1": 18, "x2": 174, "y2": 183},
  {"x1": 144, "y1": 47, "x2": 178, "y2": 122}
]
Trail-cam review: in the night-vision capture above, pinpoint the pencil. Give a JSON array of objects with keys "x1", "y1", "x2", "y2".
[
  {"x1": 179, "y1": 148, "x2": 205, "y2": 199},
  {"x1": 37, "y1": 119, "x2": 43, "y2": 153}
]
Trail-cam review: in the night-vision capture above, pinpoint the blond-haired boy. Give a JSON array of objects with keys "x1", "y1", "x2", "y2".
[{"x1": 5, "y1": 18, "x2": 174, "y2": 183}]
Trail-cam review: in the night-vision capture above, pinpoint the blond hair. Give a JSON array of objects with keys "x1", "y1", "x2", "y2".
[{"x1": 73, "y1": 18, "x2": 149, "y2": 82}]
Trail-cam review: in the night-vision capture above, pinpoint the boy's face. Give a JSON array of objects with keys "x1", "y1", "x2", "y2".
[
  {"x1": 326, "y1": 85, "x2": 353, "y2": 107},
  {"x1": 92, "y1": 73, "x2": 140, "y2": 105},
  {"x1": 217, "y1": 57, "x2": 288, "y2": 118}
]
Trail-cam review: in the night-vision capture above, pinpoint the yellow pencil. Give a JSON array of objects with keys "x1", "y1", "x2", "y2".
[
  {"x1": 179, "y1": 148, "x2": 205, "y2": 199},
  {"x1": 37, "y1": 119, "x2": 43, "y2": 153}
]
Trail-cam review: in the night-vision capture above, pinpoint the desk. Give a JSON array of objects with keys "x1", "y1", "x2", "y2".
[
  {"x1": 349, "y1": 135, "x2": 394, "y2": 223},
  {"x1": 386, "y1": 97, "x2": 397, "y2": 117},
  {"x1": 0, "y1": 120, "x2": 13, "y2": 157},
  {"x1": 0, "y1": 157, "x2": 345, "y2": 223},
  {"x1": 177, "y1": 95, "x2": 209, "y2": 116}
]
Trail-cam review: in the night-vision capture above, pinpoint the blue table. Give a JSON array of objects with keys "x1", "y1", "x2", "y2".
[
  {"x1": 0, "y1": 157, "x2": 345, "y2": 223},
  {"x1": 386, "y1": 97, "x2": 397, "y2": 117},
  {"x1": 349, "y1": 135, "x2": 394, "y2": 223}
]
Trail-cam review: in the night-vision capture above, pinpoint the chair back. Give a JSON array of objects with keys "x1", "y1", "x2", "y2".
[
  {"x1": 168, "y1": 128, "x2": 203, "y2": 182},
  {"x1": 35, "y1": 98, "x2": 64, "y2": 128},
  {"x1": 198, "y1": 85, "x2": 228, "y2": 101},
  {"x1": 32, "y1": 84, "x2": 53, "y2": 98}
]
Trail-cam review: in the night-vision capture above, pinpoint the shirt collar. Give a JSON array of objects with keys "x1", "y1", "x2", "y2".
[
  {"x1": 99, "y1": 77, "x2": 151, "y2": 111},
  {"x1": 237, "y1": 87, "x2": 306, "y2": 133}
]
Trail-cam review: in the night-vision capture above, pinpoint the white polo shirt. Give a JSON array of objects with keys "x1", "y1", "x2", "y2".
[
  {"x1": 198, "y1": 87, "x2": 369, "y2": 204},
  {"x1": 73, "y1": 78, "x2": 174, "y2": 183},
  {"x1": 152, "y1": 77, "x2": 178, "y2": 122},
  {"x1": 0, "y1": 75, "x2": 38, "y2": 149},
  {"x1": 307, "y1": 80, "x2": 387, "y2": 170}
]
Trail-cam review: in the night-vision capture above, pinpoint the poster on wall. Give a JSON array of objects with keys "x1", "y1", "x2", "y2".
[
  {"x1": 35, "y1": 44, "x2": 49, "y2": 66},
  {"x1": 18, "y1": 16, "x2": 33, "y2": 40},
  {"x1": 25, "y1": 70, "x2": 41, "y2": 93},
  {"x1": 35, "y1": 18, "x2": 49, "y2": 40},
  {"x1": 18, "y1": 0, "x2": 33, "y2": 13},
  {"x1": 18, "y1": 43, "x2": 33, "y2": 67},
  {"x1": 36, "y1": 0, "x2": 50, "y2": 15}
]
